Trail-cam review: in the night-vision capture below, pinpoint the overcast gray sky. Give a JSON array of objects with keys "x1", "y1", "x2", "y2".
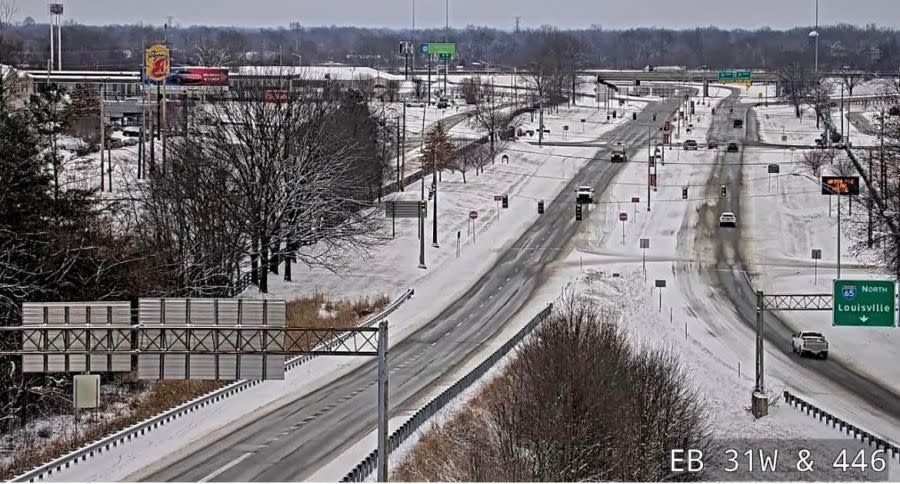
[{"x1": 15, "y1": 0, "x2": 900, "y2": 30}]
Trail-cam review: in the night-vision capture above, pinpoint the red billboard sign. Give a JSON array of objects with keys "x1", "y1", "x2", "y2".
[{"x1": 143, "y1": 66, "x2": 230, "y2": 88}]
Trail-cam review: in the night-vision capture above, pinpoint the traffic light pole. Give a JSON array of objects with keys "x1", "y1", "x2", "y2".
[{"x1": 647, "y1": 124, "x2": 652, "y2": 212}]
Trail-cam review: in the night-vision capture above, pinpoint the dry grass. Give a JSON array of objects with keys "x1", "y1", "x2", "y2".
[
  {"x1": 286, "y1": 291, "x2": 390, "y2": 329},
  {"x1": 0, "y1": 291, "x2": 390, "y2": 480},
  {"x1": 0, "y1": 379, "x2": 222, "y2": 480}
]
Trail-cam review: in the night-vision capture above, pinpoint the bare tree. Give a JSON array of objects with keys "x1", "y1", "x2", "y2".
[
  {"x1": 419, "y1": 120, "x2": 455, "y2": 176},
  {"x1": 192, "y1": 38, "x2": 233, "y2": 67},
  {"x1": 776, "y1": 62, "x2": 813, "y2": 118},
  {"x1": 0, "y1": 1, "x2": 16, "y2": 29},
  {"x1": 468, "y1": 81, "x2": 511, "y2": 163},
  {"x1": 838, "y1": 66, "x2": 865, "y2": 97},
  {"x1": 147, "y1": 78, "x2": 384, "y2": 294},
  {"x1": 805, "y1": 76, "x2": 834, "y2": 130},
  {"x1": 799, "y1": 148, "x2": 834, "y2": 176}
]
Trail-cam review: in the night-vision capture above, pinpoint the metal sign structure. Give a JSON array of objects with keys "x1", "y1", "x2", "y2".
[
  {"x1": 137, "y1": 298, "x2": 286, "y2": 380},
  {"x1": 2, "y1": 297, "x2": 393, "y2": 482},
  {"x1": 21, "y1": 301, "x2": 132, "y2": 373},
  {"x1": 385, "y1": 200, "x2": 425, "y2": 218},
  {"x1": 832, "y1": 280, "x2": 896, "y2": 327},
  {"x1": 768, "y1": 164, "x2": 780, "y2": 174}
]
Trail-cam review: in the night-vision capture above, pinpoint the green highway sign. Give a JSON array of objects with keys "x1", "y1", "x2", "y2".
[
  {"x1": 833, "y1": 279, "x2": 896, "y2": 327},
  {"x1": 717, "y1": 70, "x2": 752, "y2": 83},
  {"x1": 420, "y1": 42, "x2": 457, "y2": 57}
]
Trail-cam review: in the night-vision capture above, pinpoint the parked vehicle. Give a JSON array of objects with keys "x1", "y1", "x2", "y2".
[
  {"x1": 726, "y1": 141, "x2": 740, "y2": 152},
  {"x1": 792, "y1": 331, "x2": 829, "y2": 359},
  {"x1": 733, "y1": 119, "x2": 744, "y2": 129},
  {"x1": 683, "y1": 139, "x2": 699, "y2": 150},
  {"x1": 719, "y1": 212, "x2": 736, "y2": 227}
]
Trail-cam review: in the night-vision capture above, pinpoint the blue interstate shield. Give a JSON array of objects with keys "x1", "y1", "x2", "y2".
[{"x1": 841, "y1": 285, "x2": 857, "y2": 300}]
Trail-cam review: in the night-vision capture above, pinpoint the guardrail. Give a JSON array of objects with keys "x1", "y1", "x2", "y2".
[
  {"x1": 341, "y1": 303, "x2": 554, "y2": 482},
  {"x1": 783, "y1": 390, "x2": 900, "y2": 462},
  {"x1": 12, "y1": 288, "x2": 415, "y2": 483}
]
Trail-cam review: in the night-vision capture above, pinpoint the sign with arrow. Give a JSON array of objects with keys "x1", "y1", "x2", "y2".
[{"x1": 832, "y1": 279, "x2": 896, "y2": 327}]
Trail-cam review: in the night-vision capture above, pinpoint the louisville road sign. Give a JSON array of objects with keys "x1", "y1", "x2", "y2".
[{"x1": 833, "y1": 279, "x2": 896, "y2": 327}]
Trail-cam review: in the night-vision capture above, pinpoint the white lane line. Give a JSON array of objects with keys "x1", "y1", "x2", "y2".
[{"x1": 198, "y1": 452, "x2": 253, "y2": 483}]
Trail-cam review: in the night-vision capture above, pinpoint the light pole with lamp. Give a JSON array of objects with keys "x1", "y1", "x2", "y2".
[{"x1": 810, "y1": 0, "x2": 819, "y2": 73}]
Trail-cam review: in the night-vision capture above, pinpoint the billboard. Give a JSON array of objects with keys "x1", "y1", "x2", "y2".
[
  {"x1": 143, "y1": 66, "x2": 230, "y2": 89},
  {"x1": 144, "y1": 44, "x2": 170, "y2": 82}
]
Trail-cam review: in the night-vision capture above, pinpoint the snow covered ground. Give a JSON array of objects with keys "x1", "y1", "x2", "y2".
[
  {"x1": 755, "y1": 103, "x2": 884, "y2": 147},
  {"x1": 269, "y1": 104, "x2": 638, "y2": 302},
  {"x1": 741, "y1": 143, "x2": 900, "y2": 441},
  {"x1": 40, "y1": 102, "x2": 640, "y2": 482},
  {"x1": 367, "y1": 83, "x2": 897, "y2": 481}
]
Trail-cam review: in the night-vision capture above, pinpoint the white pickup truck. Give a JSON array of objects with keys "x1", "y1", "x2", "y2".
[{"x1": 791, "y1": 331, "x2": 829, "y2": 359}]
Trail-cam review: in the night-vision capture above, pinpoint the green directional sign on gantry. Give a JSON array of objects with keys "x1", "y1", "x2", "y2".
[{"x1": 833, "y1": 279, "x2": 896, "y2": 327}]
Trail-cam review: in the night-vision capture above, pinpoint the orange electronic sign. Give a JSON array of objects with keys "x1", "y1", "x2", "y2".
[{"x1": 821, "y1": 176, "x2": 859, "y2": 195}]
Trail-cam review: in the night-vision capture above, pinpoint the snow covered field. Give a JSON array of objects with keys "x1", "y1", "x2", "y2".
[
  {"x1": 371, "y1": 83, "x2": 895, "y2": 481},
  {"x1": 40, "y1": 102, "x2": 639, "y2": 482}
]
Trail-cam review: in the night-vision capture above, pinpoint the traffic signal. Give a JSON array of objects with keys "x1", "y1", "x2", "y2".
[
  {"x1": 419, "y1": 200, "x2": 427, "y2": 216},
  {"x1": 720, "y1": 185, "x2": 727, "y2": 198},
  {"x1": 575, "y1": 203, "x2": 582, "y2": 221},
  {"x1": 652, "y1": 113, "x2": 657, "y2": 121},
  {"x1": 682, "y1": 186, "x2": 688, "y2": 200},
  {"x1": 502, "y1": 194, "x2": 509, "y2": 209}
]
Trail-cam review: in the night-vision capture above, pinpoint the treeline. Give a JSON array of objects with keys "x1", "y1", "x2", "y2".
[{"x1": 1, "y1": 18, "x2": 899, "y2": 72}]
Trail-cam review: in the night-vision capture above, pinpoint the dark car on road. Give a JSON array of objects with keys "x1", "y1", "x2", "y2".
[
  {"x1": 683, "y1": 139, "x2": 698, "y2": 150},
  {"x1": 707, "y1": 140, "x2": 719, "y2": 149},
  {"x1": 733, "y1": 119, "x2": 743, "y2": 129},
  {"x1": 726, "y1": 141, "x2": 740, "y2": 152}
]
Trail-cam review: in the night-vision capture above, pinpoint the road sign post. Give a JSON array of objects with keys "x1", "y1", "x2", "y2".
[
  {"x1": 469, "y1": 210, "x2": 478, "y2": 242},
  {"x1": 833, "y1": 280, "x2": 896, "y2": 327},
  {"x1": 640, "y1": 238, "x2": 650, "y2": 280},
  {"x1": 811, "y1": 249, "x2": 822, "y2": 285},
  {"x1": 631, "y1": 196, "x2": 640, "y2": 218},
  {"x1": 619, "y1": 212, "x2": 628, "y2": 244},
  {"x1": 655, "y1": 279, "x2": 666, "y2": 311}
]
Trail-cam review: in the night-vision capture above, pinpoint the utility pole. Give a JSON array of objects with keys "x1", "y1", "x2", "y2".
[
  {"x1": 376, "y1": 321, "x2": 389, "y2": 483},
  {"x1": 401, "y1": 103, "x2": 407, "y2": 190},
  {"x1": 432, "y1": 150, "x2": 439, "y2": 248},
  {"x1": 100, "y1": 83, "x2": 105, "y2": 192},
  {"x1": 868, "y1": 150, "x2": 873, "y2": 247}
]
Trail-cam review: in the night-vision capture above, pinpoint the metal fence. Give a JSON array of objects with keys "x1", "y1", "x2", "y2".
[
  {"x1": 783, "y1": 390, "x2": 900, "y2": 462},
  {"x1": 341, "y1": 303, "x2": 553, "y2": 482}
]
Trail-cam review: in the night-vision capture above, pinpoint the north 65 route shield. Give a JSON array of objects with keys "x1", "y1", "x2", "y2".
[
  {"x1": 832, "y1": 279, "x2": 896, "y2": 327},
  {"x1": 144, "y1": 44, "x2": 171, "y2": 82}
]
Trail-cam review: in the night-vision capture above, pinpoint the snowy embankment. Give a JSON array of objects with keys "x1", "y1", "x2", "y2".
[
  {"x1": 41, "y1": 103, "x2": 632, "y2": 482},
  {"x1": 741, "y1": 144, "x2": 900, "y2": 441}
]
